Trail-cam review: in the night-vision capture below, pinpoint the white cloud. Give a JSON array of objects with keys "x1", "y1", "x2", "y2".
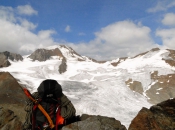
[
  {"x1": 0, "y1": 5, "x2": 160, "y2": 61},
  {"x1": 167, "y1": 1, "x2": 175, "y2": 8},
  {"x1": 156, "y1": 11, "x2": 175, "y2": 49},
  {"x1": 156, "y1": 28, "x2": 175, "y2": 49},
  {"x1": 18, "y1": 18, "x2": 37, "y2": 30},
  {"x1": 147, "y1": 1, "x2": 167, "y2": 13},
  {"x1": 65, "y1": 25, "x2": 71, "y2": 32},
  {"x1": 0, "y1": 5, "x2": 56, "y2": 55},
  {"x1": 147, "y1": 1, "x2": 175, "y2": 13},
  {"x1": 162, "y1": 13, "x2": 175, "y2": 26},
  {"x1": 78, "y1": 32, "x2": 86, "y2": 36},
  {"x1": 16, "y1": 5, "x2": 38, "y2": 16},
  {"x1": 67, "y1": 21, "x2": 157, "y2": 60},
  {"x1": 0, "y1": 6, "x2": 15, "y2": 22}
]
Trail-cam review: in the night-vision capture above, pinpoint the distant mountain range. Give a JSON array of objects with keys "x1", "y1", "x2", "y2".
[{"x1": 0, "y1": 45, "x2": 175, "y2": 128}]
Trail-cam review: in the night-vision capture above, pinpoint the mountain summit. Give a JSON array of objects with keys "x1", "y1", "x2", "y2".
[{"x1": 28, "y1": 45, "x2": 91, "y2": 62}]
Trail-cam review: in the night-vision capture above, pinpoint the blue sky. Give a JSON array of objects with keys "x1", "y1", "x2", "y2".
[{"x1": 0, "y1": 0, "x2": 175, "y2": 60}]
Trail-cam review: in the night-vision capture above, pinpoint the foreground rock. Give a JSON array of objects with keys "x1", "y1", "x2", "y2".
[
  {"x1": 0, "y1": 107, "x2": 23, "y2": 130},
  {"x1": 0, "y1": 72, "x2": 27, "y2": 122},
  {"x1": 0, "y1": 72, "x2": 27, "y2": 104},
  {"x1": 128, "y1": 98, "x2": 175, "y2": 130},
  {"x1": 62, "y1": 114, "x2": 126, "y2": 130}
]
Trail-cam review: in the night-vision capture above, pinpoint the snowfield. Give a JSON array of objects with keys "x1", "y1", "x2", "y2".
[{"x1": 1, "y1": 48, "x2": 175, "y2": 128}]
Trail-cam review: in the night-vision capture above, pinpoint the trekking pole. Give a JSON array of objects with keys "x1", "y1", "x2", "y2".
[{"x1": 23, "y1": 88, "x2": 55, "y2": 129}]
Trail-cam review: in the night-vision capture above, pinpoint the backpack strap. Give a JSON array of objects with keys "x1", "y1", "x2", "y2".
[{"x1": 23, "y1": 88, "x2": 55, "y2": 129}]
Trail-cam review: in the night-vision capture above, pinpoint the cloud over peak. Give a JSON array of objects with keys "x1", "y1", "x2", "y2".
[
  {"x1": 95, "y1": 21, "x2": 152, "y2": 45},
  {"x1": 67, "y1": 21, "x2": 157, "y2": 60}
]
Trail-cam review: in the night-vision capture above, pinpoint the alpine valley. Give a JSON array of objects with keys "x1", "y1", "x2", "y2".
[{"x1": 0, "y1": 45, "x2": 175, "y2": 128}]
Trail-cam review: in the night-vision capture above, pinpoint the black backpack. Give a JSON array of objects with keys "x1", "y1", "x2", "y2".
[{"x1": 24, "y1": 79, "x2": 78, "y2": 130}]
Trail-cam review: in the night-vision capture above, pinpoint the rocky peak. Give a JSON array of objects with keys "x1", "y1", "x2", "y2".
[
  {"x1": 2, "y1": 51, "x2": 23, "y2": 61},
  {"x1": 133, "y1": 48, "x2": 160, "y2": 58},
  {"x1": 28, "y1": 45, "x2": 97, "y2": 62},
  {"x1": 60, "y1": 45, "x2": 82, "y2": 57},
  {"x1": 150, "y1": 47, "x2": 160, "y2": 52},
  {"x1": 162, "y1": 49, "x2": 175, "y2": 67},
  {"x1": 28, "y1": 48, "x2": 64, "y2": 61},
  {"x1": 0, "y1": 51, "x2": 23, "y2": 68}
]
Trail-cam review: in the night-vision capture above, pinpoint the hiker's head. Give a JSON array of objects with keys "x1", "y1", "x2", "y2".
[{"x1": 37, "y1": 79, "x2": 63, "y2": 100}]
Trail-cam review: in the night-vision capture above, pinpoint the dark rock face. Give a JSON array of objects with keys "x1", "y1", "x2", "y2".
[
  {"x1": 163, "y1": 49, "x2": 175, "y2": 67},
  {"x1": 0, "y1": 51, "x2": 23, "y2": 67},
  {"x1": 128, "y1": 98, "x2": 175, "y2": 130},
  {"x1": 0, "y1": 107, "x2": 23, "y2": 130},
  {"x1": 0, "y1": 59, "x2": 11, "y2": 68},
  {"x1": 125, "y1": 79, "x2": 143, "y2": 94},
  {"x1": 2, "y1": 51, "x2": 23, "y2": 61},
  {"x1": 0, "y1": 72, "x2": 27, "y2": 104},
  {"x1": 28, "y1": 49, "x2": 52, "y2": 61},
  {"x1": 146, "y1": 71, "x2": 175, "y2": 104},
  {"x1": 59, "y1": 57, "x2": 67, "y2": 74},
  {"x1": 62, "y1": 114, "x2": 127, "y2": 130},
  {"x1": 28, "y1": 48, "x2": 64, "y2": 61}
]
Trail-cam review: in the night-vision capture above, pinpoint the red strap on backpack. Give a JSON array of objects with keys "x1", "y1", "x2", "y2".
[
  {"x1": 32, "y1": 104, "x2": 38, "y2": 130},
  {"x1": 55, "y1": 107, "x2": 64, "y2": 130}
]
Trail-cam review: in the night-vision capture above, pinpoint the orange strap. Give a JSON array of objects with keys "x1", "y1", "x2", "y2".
[{"x1": 23, "y1": 88, "x2": 55, "y2": 129}]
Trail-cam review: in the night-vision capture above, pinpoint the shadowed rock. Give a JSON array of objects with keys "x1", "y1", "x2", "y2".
[
  {"x1": 163, "y1": 49, "x2": 175, "y2": 67},
  {"x1": 59, "y1": 57, "x2": 67, "y2": 74},
  {"x1": 28, "y1": 49, "x2": 55, "y2": 61},
  {"x1": 62, "y1": 114, "x2": 126, "y2": 130}
]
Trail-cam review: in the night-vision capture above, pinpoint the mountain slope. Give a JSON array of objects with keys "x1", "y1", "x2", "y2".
[
  {"x1": 114, "y1": 48, "x2": 175, "y2": 104},
  {"x1": 0, "y1": 46, "x2": 175, "y2": 128}
]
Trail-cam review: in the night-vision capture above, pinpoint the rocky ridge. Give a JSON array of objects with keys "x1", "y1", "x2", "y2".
[
  {"x1": 28, "y1": 45, "x2": 85, "y2": 62},
  {"x1": 123, "y1": 48, "x2": 175, "y2": 104},
  {"x1": 0, "y1": 51, "x2": 23, "y2": 67},
  {"x1": 28, "y1": 48, "x2": 64, "y2": 61}
]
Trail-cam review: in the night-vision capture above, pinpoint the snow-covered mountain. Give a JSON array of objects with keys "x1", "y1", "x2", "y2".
[{"x1": 0, "y1": 45, "x2": 175, "y2": 128}]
